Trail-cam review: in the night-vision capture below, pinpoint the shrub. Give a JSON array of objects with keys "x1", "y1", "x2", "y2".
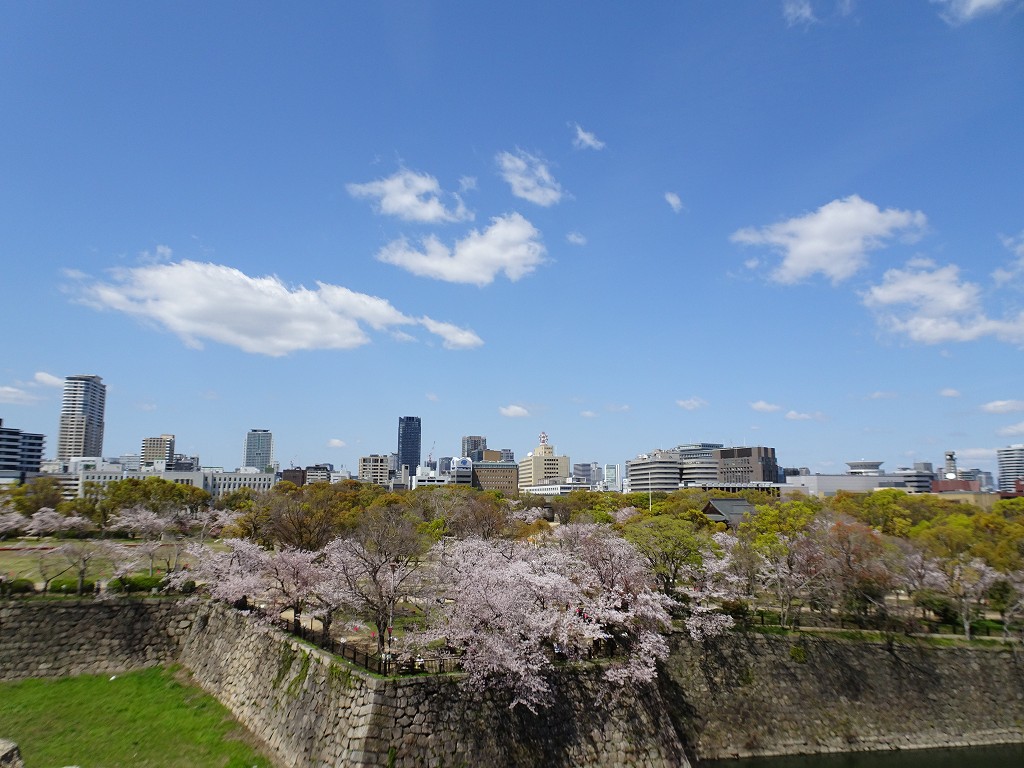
[
  {"x1": 108, "y1": 575, "x2": 167, "y2": 594},
  {"x1": 914, "y1": 590, "x2": 958, "y2": 626},
  {"x1": 2, "y1": 578, "x2": 36, "y2": 596},
  {"x1": 49, "y1": 578, "x2": 96, "y2": 595}
]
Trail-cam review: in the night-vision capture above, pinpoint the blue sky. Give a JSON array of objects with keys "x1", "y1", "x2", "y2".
[{"x1": 2, "y1": 1, "x2": 1022, "y2": 477}]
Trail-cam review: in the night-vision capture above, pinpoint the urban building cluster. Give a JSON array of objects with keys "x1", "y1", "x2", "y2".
[{"x1": 2, "y1": 374, "x2": 1024, "y2": 505}]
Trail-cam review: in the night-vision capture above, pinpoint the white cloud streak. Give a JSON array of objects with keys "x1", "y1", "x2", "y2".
[
  {"x1": 375, "y1": 213, "x2": 546, "y2": 286},
  {"x1": 496, "y1": 150, "x2": 564, "y2": 206},
  {"x1": 664, "y1": 192, "x2": 684, "y2": 213},
  {"x1": 999, "y1": 421, "x2": 1024, "y2": 437},
  {"x1": 327, "y1": 438, "x2": 346, "y2": 448},
  {"x1": 499, "y1": 404, "x2": 530, "y2": 418},
  {"x1": 34, "y1": 372, "x2": 64, "y2": 387},
  {"x1": 863, "y1": 259, "x2": 1024, "y2": 345},
  {"x1": 750, "y1": 400, "x2": 782, "y2": 412},
  {"x1": 786, "y1": 410, "x2": 824, "y2": 421},
  {"x1": 347, "y1": 169, "x2": 472, "y2": 223},
  {"x1": 783, "y1": 0, "x2": 816, "y2": 25},
  {"x1": 74, "y1": 260, "x2": 482, "y2": 356},
  {"x1": 933, "y1": 0, "x2": 1015, "y2": 25},
  {"x1": 981, "y1": 400, "x2": 1024, "y2": 413},
  {"x1": 676, "y1": 397, "x2": 708, "y2": 411},
  {"x1": 940, "y1": 388, "x2": 961, "y2": 398},
  {"x1": 572, "y1": 123, "x2": 605, "y2": 150},
  {"x1": 731, "y1": 195, "x2": 926, "y2": 285},
  {"x1": 0, "y1": 386, "x2": 40, "y2": 405},
  {"x1": 566, "y1": 231, "x2": 587, "y2": 246}
]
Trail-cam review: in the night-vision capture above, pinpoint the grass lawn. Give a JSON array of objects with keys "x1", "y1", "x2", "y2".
[{"x1": 0, "y1": 666, "x2": 275, "y2": 768}]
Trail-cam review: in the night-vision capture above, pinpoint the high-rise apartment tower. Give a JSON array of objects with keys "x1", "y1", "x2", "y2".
[
  {"x1": 57, "y1": 375, "x2": 106, "y2": 460},
  {"x1": 243, "y1": 429, "x2": 274, "y2": 471},
  {"x1": 397, "y1": 417, "x2": 422, "y2": 473},
  {"x1": 997, "y1": 444, "x2": 1024, "y2": 492}
]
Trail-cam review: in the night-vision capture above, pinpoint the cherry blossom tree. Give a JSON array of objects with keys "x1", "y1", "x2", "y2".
[
  {"x1": 25, "y1": 508, "x2": 68, "y2": 537},
  {"x1": 679, "y1": 532, "x2": 744, "y2": 641},
  {"x1": 169, "y1": 538, "x2": 269, "y2": 606},
  {"x1": 946, "y1": 557, "x2": 999, "y2": 639},
  {"x1": 59, "y1": 540, "x2": 101, "y2": 595},
  {"x1": 317, "y1": 505, "x2": 430, "y2": 654},
  {"x1": 410, "y1": 526, "x2": 672, "y2": 711},
  {"x1": 0, "y1": 510, "x2": 26, "y2": 539}
]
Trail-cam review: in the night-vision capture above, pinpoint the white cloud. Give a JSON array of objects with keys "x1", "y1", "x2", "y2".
[
  {"x1": 981, "y1": 400, "x2": 1024, "y2": 413},
  {"x1": 496, "y1": 149, "x2": 564, "y2": 206},
  {"x1": 34, "y1": 372, "x2": 63, "y2": 387},
  {"x1": 75, "y1": 260, "x2": 481, "y2": 356},
  {"x1": 0, "y1": 386, "x2": 40, "y2": 405},
  {"x1": 676, "y1": 396, "x2": 708, "y2": 411},
  {"x1": 499, "y1": 404, "x2": 530, "y2": 418},
  {"x1": 375, "y1": 213, "x2": 546, "y2": 286},
  {"x1": 863, "y1": 260, "x2": 1024, "y2": 345},
  {"x1": 940, "y1": 388, "x2": 961, "y2": 398},
  {"x1": 933, "y1": 0, "x2": 1015, "y2": 25},
  {"x1": 664, "y1": 192, "x2": 684, "y2": 213},
  {"x1": 327, "y1": 438, "x2": 347, "y2": 448},
  {"x1": 783, "y1": 0, "x2": 816, "y2": 25},
  {"x1": 606, "y1": 404, "x2": 631, "y2": 413},
  {"x1": 993, "y1": 231, "x2": 1024, "y2": 286},
  {"x1": 418, "y1": 316, "x2": 483, "y2": 350},
  {"x1": 786, "y1": 410, "x2": 824, "y2": 421},
  {"x1": 458, "y1": 176, "x2": 477, "y2": 192},
  {"x1": 580, "y1": 410, "x2": 598, "y2": 419},
  {"x1": 138, "y1": 244, "x2": 174, "y2": 264},
  {"x1": 750, "y1": 400, "x2": 782, "y2": 412},
  {"x1": 566, "y1": 231, "x2": 587, "y2": 246},
  {"x1": 999, "y1": 421, "x2": 1024, "y2": 437},
  {"x1": 868, "y1": 391, "x2": 897, "y2": 400},
  {"x1": 731, "y1": 195, "x2": 926, "y2": 285},
  {"x1": 425, "y1": 393, "x2": 439, "y2": 402},
  {"x1": 572, "y1": 123, "x2": 605, "y2": 150},
  {"x1": 346, "y1": 169, "x2": 472, "y2": 223},
  {"x1": 136, "y1": 402, "x2": 158, "y2": 412}
]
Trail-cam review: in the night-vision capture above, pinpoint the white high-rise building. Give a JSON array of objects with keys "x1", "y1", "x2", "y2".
[
  {"x1": 243, "y1": 429, "x2": 274, "y2": 471},
  {"x1": 997, "y1": 445, "x2": 1024, "y2": 492},
  {"x1": 57, "y1": 375, "x2": 106, "y2": 460}
]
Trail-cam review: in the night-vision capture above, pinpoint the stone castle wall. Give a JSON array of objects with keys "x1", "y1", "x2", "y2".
[
  {"x1": 660, "y1": 632, "x2": 1024, "y2": 760},
  {"x1": 3, "y1": 599, "x2": 1024, "y2": 766}
]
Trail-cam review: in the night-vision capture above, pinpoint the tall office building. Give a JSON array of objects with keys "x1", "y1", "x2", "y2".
[
  {"x1": 57, "y1": 375, "x2": 106, "y2": 460},
  {"x1": 243, "y1": 429, "x2": 274, "y2": 471},
  {"x1": 397, "y1": 416, "x2": 422, "y2": 473},
  {"x1": 141, "y1": 434, "x2": 175, "y2": 465},
  {"x1": 518, "y1": 432, "x2": 570, "y2": 490},
  {"x1": 715, "y1": 446, "x2": 780, "y2": 484},
  {"x1": 997, "y1": 444, "x2": 1024, "y2": 492},
  {"x1": 461, "y1": 435, "x2": 487, "y2": 458},
  {"x1": 0, "y1": 419, "x2": 45, "y2": 481}
]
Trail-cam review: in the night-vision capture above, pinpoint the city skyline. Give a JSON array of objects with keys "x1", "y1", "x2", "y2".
[{"x1": 1, "y1": 4, "x2": 1022, "y2": 478}]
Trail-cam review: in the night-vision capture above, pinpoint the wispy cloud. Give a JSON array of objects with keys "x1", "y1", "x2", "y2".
[
  {"x1": 940, "y1": 388, "x2": 961, "y2": 398},
  {"x1": 580, "y1": 410, "x2": 598, "y2": 419},
  {"x1": 786, "y1": 410, "x2": 824, "y2": 421},
  {"x1": 73, "y1": 260, "x2": 482, "y2": 356},
  {"x1": 496, "y1": 149, "x2": 564, "y2": 206},
  {"x1": 783, "y1": 0, "x2": 816, "y2": 26},
  {"x1": 732, "y1": 195, "x2": 926, "y2": 285},
  {"x1": 863, "y1": 259, "x2": 1024, "y2": 345},
  {"x1": 981, "y1": 400, "x2": 1024, "y2": 413},
  {"x1": 499, "y1": 404, "x2": 530, "y2": 418},
  {"x1": 0, "y1": 386, "x2": 40, "y2": 405},
  {"x1": 375, "y1": 213, "x2": 546, "y2": 286},
  {"x1": 572, "y1": 123, "x2": 605, "y2": 150},
  {"x1": 750, "y1": 400, "x2": 782, "y2": 412},
  {"x1": 566, "y1": 231, "x2": 587, "y2": 246},
  {"x1": 999, "y1": 421, "x2": 1024, "y2": 437},
  {"x1": 327, "y1": 438, "x2": 346, "y2": 448},
  {"x1": 868, "y1": 391, "x2": 897, "y2": 400},
  {"x1": 993, "y1": 231, "x2": 1024, "y2": 286},
  {"x1": 664, "y1": 192, "x2": 684, "y2": 214},
  {"x1": 932, "y1": 0, "x2": 1015, "y2": 25},
  {"x1": 676, "y1": 396, "x2": 708, "y2": 411},
  {"x1": 34, "y1": 372, "x2": 63, "y2": 387},
  {"x1": 347, "y1": 169, "x2": 472, "y2": 223}
]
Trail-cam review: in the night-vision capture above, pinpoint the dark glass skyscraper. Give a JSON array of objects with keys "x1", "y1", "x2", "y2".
[{"x1": 397, "y1": 416, "x2": 422, "y2": 473}]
